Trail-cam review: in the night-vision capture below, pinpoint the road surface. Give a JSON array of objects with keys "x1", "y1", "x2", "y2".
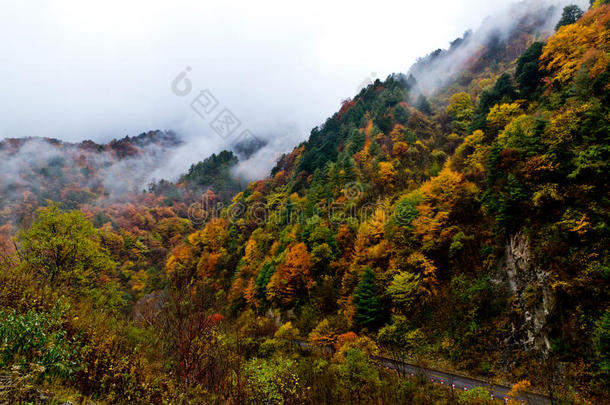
[
  {"x1": 372, "y1": 355, "x2": 550, "y2": 404},
  {"x1": 293, "y1": 340, "x2": 551, "y2": 404}
]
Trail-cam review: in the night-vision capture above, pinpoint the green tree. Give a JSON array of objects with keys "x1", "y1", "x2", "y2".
[
  {"x1": 593, "y1": 309, "x2": 610, "y2": 375},
  {"x1": 555, "y1": 5, "x2": 584, "y2": 31},
  {"x1": 387, "y1": 270, "x2": 421, "y2": 310},
  {"x1": 446, "y1": 92, "x2": 474, "y2": 134},
  {"x1": 243, "y1": 358, "x2": 303, "y2": 405},
  {"x1": 18, "y1": 204, "x2": 116, "y2": 290},
  {"x1": 515, "y1": 42, "x2": 545, "y2": 98},
  {"x1": 333, "y1": 348, "x2": 381, "y2": 403},
  {"x1": 471, "y1": 74, "x2": 517, "y2": 131},
  {"x1": 354, "y1": 267, "x2": 381, "y2": 330},
  {"x1": 394, "y1": 104, "x2": 410, "y2": 124},
  {"x1": 181, "y1": 150, "x2": 240, "y2": 199},
  {"x1": 416, "y1": 95, "x2": 433, "y2": 115},
  {"x1": 457, "y1": 386, "x2": 494, "y2": 404}
]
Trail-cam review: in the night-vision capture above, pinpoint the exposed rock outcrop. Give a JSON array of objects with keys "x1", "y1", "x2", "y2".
[{"x1": 498, "y1": 232, "x2": 555, "y2": 356}]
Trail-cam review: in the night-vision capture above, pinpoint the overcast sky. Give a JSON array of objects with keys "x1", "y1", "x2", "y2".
[{"x1": 0, "y1": 0, "x2": 588, "y2": 179}]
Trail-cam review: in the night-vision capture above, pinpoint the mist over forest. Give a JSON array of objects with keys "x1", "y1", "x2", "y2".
[{"x1": 0, "y1": 1, "x2": 607, "y2": 404}]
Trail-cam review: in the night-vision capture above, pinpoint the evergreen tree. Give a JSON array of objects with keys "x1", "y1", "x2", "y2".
[
  {"x1": 470, "y1": 73, "x2": 517, "y2": 132},
  {"x1": 515, "y1": 42, "x2": 545, "y2": 99},
  {"x1": 394, "y1": 104, "x2": 410, "y2": 124},
  {"x1": 354, "y1": 267, "x2": 381, "y2": 330},
  {"x1": 555, "y1": 5, "x2": 584, "y2": 31},
  {"x1": 374, "y1": 114, "x2": 393, "y2": 134},
  {"x1": 347, "y1": 128, "x2": 365, "y2": 154},
  {"x1": 416, "y1": 95, "x2": 433, "y2": 115}
]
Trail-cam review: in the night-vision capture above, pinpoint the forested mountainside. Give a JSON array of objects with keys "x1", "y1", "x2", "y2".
[
  {"x1": 0, "y1": 130, "x2": 181, "y2": 221},
  {"x1": 0, "y1": 3, "x2": 608, "y2": 404}
]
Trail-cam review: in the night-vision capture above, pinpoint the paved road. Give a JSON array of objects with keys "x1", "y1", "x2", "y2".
[
  {"x1": 293, "y1": 340, "x2": 551, "y2": 404},
  {"x1": 372, "y1": 355, "x2": 550, "y2": 404}
]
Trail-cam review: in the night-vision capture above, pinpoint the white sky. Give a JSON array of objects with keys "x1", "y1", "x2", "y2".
[
  {"x1": 0, "y1": 1, "x2": 521, "y2": 138},
  {"x1": 0, "y1": 0, "x2": 589, "y2": 180}
]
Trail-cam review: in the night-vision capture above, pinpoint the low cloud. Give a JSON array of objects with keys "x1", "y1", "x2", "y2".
[{"x1": 0, "y1": 0, "x2": 590, "y2": 187}]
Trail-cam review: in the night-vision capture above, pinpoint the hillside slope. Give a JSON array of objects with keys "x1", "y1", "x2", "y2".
[
  {"x1": 165, "y1": 2, "x2": 609, "y2": 398},
  {"x1": 0, "y1": 3, "x2": 608, "y2": 404}
]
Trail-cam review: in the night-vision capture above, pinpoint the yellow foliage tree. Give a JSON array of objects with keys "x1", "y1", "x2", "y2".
[
  {"x1": 541, "y1": 5, "x2": 610, "y2": 84},
  {"x1": 486, "y1": 102, "x2": 522, "y2": 135},
  {"x1": 446, "y1": 92, "x2": 474, "y2": 122},
  {"x1": 377, "y1": 161, "x2": 397, "y2": 190},
  {"x1": 451, "y1": 130, "x2": 489, "y2": 180},
  {"x1": 412, "y1": 167, "x2": 478, "y2": 250},
  {"x1": 308, "y1": 318, "x2": 336, "y2": 350}
]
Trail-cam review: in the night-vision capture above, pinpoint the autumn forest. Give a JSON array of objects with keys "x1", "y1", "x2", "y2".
[{"x1": 0, "y1": 2, "x2": 609, "y2": 404}]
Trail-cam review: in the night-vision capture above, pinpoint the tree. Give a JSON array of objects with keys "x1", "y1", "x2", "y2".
[
  {"x1": 446, "y1": 92, "x2": 474, "y2": 134},
  {"x1": 274, "y1": 321, "x2": 300, "y2": 347},
  {"x1": 387, "y1": 270, "x2": 421, "y2": 310},
  {"x1": 555, "y1": 5, "x2": 584, "y2": 31},
  {"x1": 416, "y1": 95, "x2": 433, "y2": 115},
  {"x1": 457, "y1": 387, "x2": 494, "y2": 404},
  {"x1": 353, "y1": 267, "x2": 381, "y2": 330},
  {"x1": 412, "y1": 167, "x2": 479, "y2": 250},
  {"x1": 266, "y1": 242, "x2": 314, "y2": 305},
  {"x1": 394, "y1": 104, "x2": 410, "y2": 124},
  {"x1": 542, "y1": 6, "x2": 610, "y2": 85},
  {"x1": 243, "y1": 358, "x2": 303, "y2": 405},
  {"x1": 333, "y1": 348, "x2": 381, "y2": 403},
  {"x1": 308, "y1": 318, "x2": 337, "y2": 349},
  {"x1": 593, "y1": 309, "x2": 610, "y2": 375},
  {"x1": 491, "y1": 73, "x2": 517, "y2": 102},
  {"x1": 507, "y1": 379, "x2": 531, "y2": 405},
  {"x1": 515, "y1": 42, "x2": 545, "y2": 98},
  {"x1": 377, "y1": 161, "x2": 397, "y2": 190},
  {"x1": 497, "y1": 114, "x2": 540, "y2": 155},
  {"x1": 181, "y1": 150, "x2": 240, "y2": 199},
  {"x1": 486, "y1": 102, "x2": 522, "y2": 136},
  {"x1": 471, "y1": 74, "x2": 517, "y2": 131},
  {"x1": 18, "y1": 204, "x2": 116, "y2": 289}
]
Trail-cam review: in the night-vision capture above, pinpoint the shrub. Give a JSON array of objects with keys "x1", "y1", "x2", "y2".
[{"x1": 0, "y1": 303, "x2": 80, "y2": 380}]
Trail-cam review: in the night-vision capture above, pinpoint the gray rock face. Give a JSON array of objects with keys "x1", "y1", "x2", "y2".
[
  {"x1": 499, "y1": 232, "x2": 554, "y2": 355},
  {"x1": 133, "y1": 290, "x2": 167, "y2": 327}
]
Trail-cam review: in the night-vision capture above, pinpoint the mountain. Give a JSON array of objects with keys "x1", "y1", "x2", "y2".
[
  {"x1": 0, "y1": 130, "x2": 182, "y2": 219},
  {"x1": 0, "y1": 3, "x2": 608, "y2": 404}
]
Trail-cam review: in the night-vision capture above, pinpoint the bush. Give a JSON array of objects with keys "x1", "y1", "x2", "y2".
[
  {"x1": 0, "y1": 303, "x2": 80, "y2": 380},
  {"x1": 243, "y1": 358, "x2": 304, "y2": 405},
  {"x1": 332, "y1": 348, "x2": 381, "y2": 403},
  {"x1": 457, "y1": 386, "x2": 494, "y2": 404}
]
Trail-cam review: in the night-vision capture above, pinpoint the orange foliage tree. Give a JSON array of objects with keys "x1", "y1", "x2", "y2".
[{"x1": 266, "y1": 242, "x2": 314, "y2": 305}]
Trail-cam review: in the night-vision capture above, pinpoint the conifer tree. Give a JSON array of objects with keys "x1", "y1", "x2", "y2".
[
  {"x1": 555, "y1": 5, "x2": 583, "y2": 31},
  {"x1": 354, "y1": 267, "x2": 381, "y2": 330},
  {"x1": 416, "y1": 95, "x2": 433, "y2": 115}
]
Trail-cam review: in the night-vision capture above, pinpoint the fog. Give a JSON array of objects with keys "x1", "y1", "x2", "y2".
[
  {"x1": 407, "y1": 0, "x2": 589, "y2": 97},
  {"x1": 0, "y1": 0, "x2": 590, "y2": 183}
]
